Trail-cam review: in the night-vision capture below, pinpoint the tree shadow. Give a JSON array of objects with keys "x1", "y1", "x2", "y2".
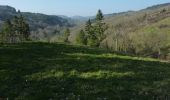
[{"x1": 0, "y1": 42, "x2": 170, "y2": 100}]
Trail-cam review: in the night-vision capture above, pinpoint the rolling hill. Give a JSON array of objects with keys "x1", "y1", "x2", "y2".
[
  {"x1": 69, "y1": 3, "x2": 170, "y2": 42},
  {"x1": 69, "y1": 3, "x2": 170, "y2": 60},
  {"x1": 0, "y1": 5, "x2": 74, "y2": 31},
  {"x1": 0, "y1": 3, "x2": 170, "y2": 43}
]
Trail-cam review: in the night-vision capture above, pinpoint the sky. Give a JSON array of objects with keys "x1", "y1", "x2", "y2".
[{"x1": 0, "y1": 0, "x2": 169, "y2": 17}]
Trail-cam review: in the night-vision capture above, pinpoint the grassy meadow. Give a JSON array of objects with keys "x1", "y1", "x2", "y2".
[{"x1": 0, "y1": 42, "x2": 170, "y2": 100}]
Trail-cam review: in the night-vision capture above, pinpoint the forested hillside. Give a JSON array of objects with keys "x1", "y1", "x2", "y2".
[
  {"x1": 0, "y1": 3, "x2": 170, "y2": 60},
  {"x1": 70, "y1": 3, "x2": 170, "y2": 60},
  {"x1": 0, "y1": 5, "x2": 75, "y2": 41}
]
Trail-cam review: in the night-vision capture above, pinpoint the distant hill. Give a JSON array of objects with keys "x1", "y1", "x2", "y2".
[
  {"x1": 0, "y1": 3, "x2": 170, "y2": 44},
  {"x1": 0, "y1": 5, "x2": 74, "y2": 31},
  {"x1": 0, "y1": 5, "x2": 17, "y2": 20},
  {"x1": 22, "y1": 12, "x2": 73, "y2": 30},
  {"x1": 0, "y1": 3, "x2": 170, "y2": 31},
  {"x1": 71, "y1": 16, "x2": 89, "y2": 21},
  {"x1": 145, "y1": 3, "x2": 170, "y2": 10},
  {"x1": 70, "y1": 3, "x2": 170, "y2": 42}
]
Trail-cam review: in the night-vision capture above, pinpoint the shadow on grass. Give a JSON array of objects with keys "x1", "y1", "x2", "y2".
[{"x1": 0, "y1": 42, "x2": 170, "y2": 100}]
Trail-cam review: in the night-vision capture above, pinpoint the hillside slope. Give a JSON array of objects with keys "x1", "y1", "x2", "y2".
[
  {"x1": 0, "y1": 5, "x2": 74, "y2": 30},
  {"x1": 130, "y1": 17, "x2": 170, "y2": 46},
  {"x1": 69, "y1": 3, "x2": 170, "y2": 59},
  {"x1": 0, "y1": 43, "x2": 170, "y2": 99},
  {"x1": 70, "y1": 3, "x2": 170, "y2": 44}
]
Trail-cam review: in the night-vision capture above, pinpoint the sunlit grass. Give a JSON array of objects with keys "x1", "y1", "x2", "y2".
[
  {"x1": 66, "y1": 53, "x2": 161, "y2": 62},
  {"x1": 0, "y1": 42, "x2": 170, "y2": 99},
  {"x1": 26, "y1": 70, "x2": 134, "y2": 81}
]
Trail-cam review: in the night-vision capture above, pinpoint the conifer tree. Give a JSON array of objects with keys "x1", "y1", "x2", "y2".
[
  {"x1": 13, "y1": 16, "x2": 19, "y2": 34},
  {"x1": 85, "y1": 19, "x2": 98, "y2": 46},
  {"x1": 23, "y1": 23, "x2": 30, "y2": 40},
  {"x1": 85, "y1": 19, "x2": 92, "y2": 34},
  {"x1": 84, "y1": 10, "x2": 107, "y2": 47},
  {"x1": 13, "y1": 14, "x2": 30, "y2": 41},
  {"x1": 96, "y1": 9, "x2": 104, "y2": 21},
  {"x1": 64, "y1": 28, "x2": 70, "y2": 43},
  {"x1": 2, "y1": 19, "x2": 13, "y2": 43},
  {"x1": 76, "y1": 30, "x2": 87, "y2": 45},
  {"x1": 1, "y1": 14, "x2": 30, "y2": 43},
  {"x1": 93, "y1": 9, "x2": 107, "y2": 46}
]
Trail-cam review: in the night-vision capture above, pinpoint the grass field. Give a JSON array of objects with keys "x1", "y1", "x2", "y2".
[{"x1": 0, "y1": 43, "x2": 170, "y2": 100}]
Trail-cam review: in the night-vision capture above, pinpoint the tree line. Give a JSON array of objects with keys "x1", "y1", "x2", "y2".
[
  {"x1": 0, "y1": 12, "x2": 30, "y2": 43},
  {"x1": 75, "y1": 9, "x2": 170, "y2": 60},
  {"x1": 76, "y1": 10, "x2": 107, "y2": 47}
]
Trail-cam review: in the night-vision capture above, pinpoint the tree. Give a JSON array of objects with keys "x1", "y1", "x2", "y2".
[
  {"x1": 85, "y1": 19, "x2": 92, "y2": 34},
  {"x1": 13, "y1": 14, "x2": 30, "y2": 41},
  {"x1": 13, "y1": 16, "x2": 19, "y2": 36},
  {"x1": 43, "y1": 31, "x2": 51, "y2": 43},
  {"x1": 63, "y1": 28, "x2": 70, "y2": 43},
  {"x1": 93, "y1": 9, "x2": 107, "y2": 46},
  {"x1": 1, "y1": 14, "x2": 30, "y2": 43},
  {"x1": 23, "y1": 23, "x2": 30, "y2": 40},
  {"x1": 2, "y1": 19, "x2": 13, "y2": 43},
  {"x1": 96, "y1": 9, "x2": 104, "y2": 21},
  {"x1": 17, "y1": 15, "x2": 30, "y2": 40},
  {"x1": 85, "y1": 19, "x2": 98, "y2": 46},
  {"x1": 84, "y1": 10, "x2": 107, "y2": 47},
  {"x1": 76, "y1": 30, "x2": 87, "y2": 45},
  {"x1": 87, "y1": 34, "x2": 99, "y2": 47}
]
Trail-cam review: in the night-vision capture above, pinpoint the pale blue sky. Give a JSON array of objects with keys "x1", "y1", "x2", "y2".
[{"x1": 0, "y1": 0, "x2": 169, "y2": 16}]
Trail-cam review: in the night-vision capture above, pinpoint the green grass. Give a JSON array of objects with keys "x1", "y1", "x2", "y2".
[{"x1": 0, "y1": 42, "x2": 170, "y2": 100}]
